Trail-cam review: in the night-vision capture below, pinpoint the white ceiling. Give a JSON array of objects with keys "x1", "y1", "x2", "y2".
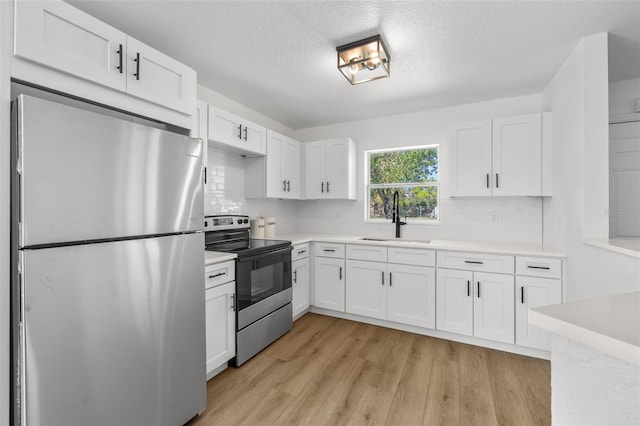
[{"x1": 69, "y1": 1, "x2": 640, "y2": 130}]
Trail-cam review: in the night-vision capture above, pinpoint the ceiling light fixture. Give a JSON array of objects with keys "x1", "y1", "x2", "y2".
[{"x1": 336, "y1": 34, "x2": 390, "y2": 85}]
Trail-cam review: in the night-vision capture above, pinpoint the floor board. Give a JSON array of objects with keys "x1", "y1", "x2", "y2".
[{"x1": 187, "y1": 313, "x2": 551, "y2": 426}]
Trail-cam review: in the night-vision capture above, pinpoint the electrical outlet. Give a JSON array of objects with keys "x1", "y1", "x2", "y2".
[{"x1": 489, "y1": 211, "x2": 499, "y2": 224}]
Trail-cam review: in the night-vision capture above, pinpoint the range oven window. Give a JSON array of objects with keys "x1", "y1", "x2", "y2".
[{"x1": 236, "y1": 247, "x2": 292, "y2": 311}]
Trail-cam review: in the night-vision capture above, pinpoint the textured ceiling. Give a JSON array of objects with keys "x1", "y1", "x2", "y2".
[{"x1": 68, "y1": 1, "x2": 640, "y2": 130}]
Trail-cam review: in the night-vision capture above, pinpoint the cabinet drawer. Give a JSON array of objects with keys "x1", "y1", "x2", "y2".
[
  {"x1": 516, "y1": 256, "x2": 561, "y2": 279},
  {"x1": 346, "y1": 245, "x2": 387, "y2": 262},
  {"x1": 292, "y1": 243, "x2": 310, "y2": 262},
  {"x1": 205, "y1": 260, "x2": 235, "y2": 289},
  {"x1": 388, "y1": 247, "x2": 435, "y2": 267},
  {"x1": 436, "y1": 251, "x2": 514, "y2": 274},
  {"x1": 314, "y1": 242, "x2": 345, "y2": 258}
]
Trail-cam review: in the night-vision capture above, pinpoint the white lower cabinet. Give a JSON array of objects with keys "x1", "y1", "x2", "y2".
[
  {"x1": 436, "y1": 268, "x2": 514, "y2": 344},
  {"x1": 292, "y1": 256, "x2": 310, "y2": 319},
  {"x1": 313, "y1": 256, "x2": 345, "y2": 312},
  {"x1": 346, "y1": 260, "x2": 387, "y2": 320},
  {"x1": 387, "y1": 264, "x2": 436, "y2": 329},
  {"x1": 346, "y1": 258, "x2": 436, "y2": 329},
  {"x1": 515, "y1": 276, "x2": 561, "y2": 350},
  {"x1": 205, "y1": 281, "x2": 235, "y2": 378}
]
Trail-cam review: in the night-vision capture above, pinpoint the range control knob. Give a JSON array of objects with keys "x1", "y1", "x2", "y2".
[
  {"x1": 237, "y1": 219, "x2": 242, "y2": 224},
  {"x1": 243, "y1": 219, "x2": 249, "y2": 224}
]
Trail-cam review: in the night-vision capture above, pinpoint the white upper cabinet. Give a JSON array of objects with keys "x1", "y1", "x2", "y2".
[
  {"x1": 13, "y1": 0, "x2": 197, "y2": 124},
  {"x1": 449, "y1": 113, "x2": 548, "y2": 197},
  {"x1": 208, "y1": 106, "x2": 266, "y2": 156},
  {"x1": 304, "y1": 138, "x2": 356, "y2": 200},
  {"x1": 492, "y1": 114, "x2": 542, "y2": 196},
  {"x1": 449, "y1": 120, "x2": 493, "y2": 197},
  {"x1": 14, "y1": 0, "x2": 127, "y2": 92},
  {"x1": 245, "y1": 130, "x2": 301, "y2": 199},
  {"x1": 124, "y1": 36, "x2": 197, "y2": 115}
]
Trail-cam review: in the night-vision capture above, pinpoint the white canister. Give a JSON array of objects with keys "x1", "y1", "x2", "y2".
[
  {"x1": 265, "y1": 217, "x2": 276, "y2": 238},
  {"x1": 250, "y1": 218, "x2": 265, "y2": 239}
]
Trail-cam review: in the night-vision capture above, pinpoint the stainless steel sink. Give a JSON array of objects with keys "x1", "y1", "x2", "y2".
[{"x1": 359, "y1": 237, "x2": 431, "y2": 244}]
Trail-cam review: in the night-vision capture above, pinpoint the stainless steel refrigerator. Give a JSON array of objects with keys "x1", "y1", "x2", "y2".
[{"x1": 10, "y1": 93, "x2": 206, "y2": 425}]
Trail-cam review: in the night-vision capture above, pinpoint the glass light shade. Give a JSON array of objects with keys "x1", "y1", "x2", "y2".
[{"x1": 337, "y1": 35, "x2": 390, "y2": 85}]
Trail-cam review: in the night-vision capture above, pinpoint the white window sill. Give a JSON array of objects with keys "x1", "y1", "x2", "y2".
[{"x1": 364, "y1": 220, "x2": 440, "y2": 226}]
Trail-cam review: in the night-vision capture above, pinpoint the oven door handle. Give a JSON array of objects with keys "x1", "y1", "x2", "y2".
[{"x1": 235, "y1": 247, "x2": 293, "y2": 263}]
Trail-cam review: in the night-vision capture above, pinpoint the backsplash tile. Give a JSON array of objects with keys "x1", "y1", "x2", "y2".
[{"x1": 204, "y1": 149, "x2": 246, "y2": 215}]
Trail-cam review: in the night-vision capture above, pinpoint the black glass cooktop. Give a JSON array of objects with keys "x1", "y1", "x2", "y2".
[{"x1": 206, "y1": 238, "x2": 291, "y2": 257}]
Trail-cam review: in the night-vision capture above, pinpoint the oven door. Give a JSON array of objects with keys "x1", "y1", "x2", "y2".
[{"x1": 236, "y1": 246, "x2": 292, "y2": 330}]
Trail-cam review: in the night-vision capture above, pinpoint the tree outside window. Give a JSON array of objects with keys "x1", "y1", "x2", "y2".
[{"x1": 366, "y1": 146, "x2": 439, "y2": 222}]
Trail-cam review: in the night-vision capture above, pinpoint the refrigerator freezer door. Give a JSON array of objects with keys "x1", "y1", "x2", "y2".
[
  {"x1": 18, "y1": 233, "x2": 206, "y2": 426},
  {"x1": 16, "y1": 94, "x2": 204, "y2": 248}
]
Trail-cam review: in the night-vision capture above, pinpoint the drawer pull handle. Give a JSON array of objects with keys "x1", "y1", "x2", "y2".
[
  {"x1": 287, "y1": 180, "x2": 290, "y2": 192},
  {"x1": 477, "y1": 281, "x2": 481, "y2": 298},
  {"x1": 323, "y1": 249, "x2": 336, "y2": 252},
  {"x1": 339, "y1": 266, "x2": 343, "y2": 280},
  {"x1": 495, "y1": 173, "x2": 499, "y2": 188},
  {"x1": 230, "y1": 294, "x2": 236, "y2": 311},
  {"x1": 390, "y1": 272, "x2": 393, "y2": 287},
  {"x1": 293, "y1": 269, "x2": 297, "y2": 284},
  {"x1": 527, "y1": 265, "x2": 550, "y2": 270},
  {"x1": 237, "y1": 124, "x2": 242, "y2": 139},
  {"x1": 464, "y1": 260, "x2": 484, "y2": 265},
  {"x1": 297, "y1": 250, "x2": 307, "y2": 254},
  {"x1": 486, "y1": 173, "x2": 490, "y2": 188},
  {"x1": 243, "y1": 126, "x2": 248, "y2": 141},
  {"x1": 321, "y1": 182, "x2": 324, "y2": 193},
  {"x1": 521, "y1": 286, "x2": 525, "y2": 304},
  {"x1": 467, "y1": 280, "x2": 470, "y2": 297},
  {"x1": 208, "y1": 272, "x2": 226, "y2": 279},
  {"x1": 381, "y1": 271, "x2": 384, "y2": 286}
]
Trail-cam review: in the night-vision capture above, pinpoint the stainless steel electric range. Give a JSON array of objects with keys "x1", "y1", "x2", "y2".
[{"x1": 204, "y1": 215, "x2": 293, "y2": 366}]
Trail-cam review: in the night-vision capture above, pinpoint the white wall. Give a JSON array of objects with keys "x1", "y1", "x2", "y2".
[
  {"x1": 609, "y1": 78, "x2": 640, "y2": 116},
  {"x1": 542, "y1": 33, "x2": 640, "y2": 302},
  {"x1": 294, "y1": 94, "x2": 545, "y2": 244}
]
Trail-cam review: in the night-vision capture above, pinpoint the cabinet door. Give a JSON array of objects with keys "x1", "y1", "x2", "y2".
[
  {"x1": 243, "y1": 119, "x2": 267, "y2": 156},
  {"x1": 313, "y1": 257, "x2": 345, "y2": 312},
  {"x1": 345, "y1": 260, "x2": 387, "y2": 320},
  {"x1": 265, "y1": 131, "x2": 285, "y2": 197},
  {"x1": 492, "y1": 114, "x2": 541, "y2": 196},
  {"x1": 388, "y1": 264, "x2": 435, "y2": 328},
  {"x1": 292, "y1": 258, "x2": 310, "y2": 319},
  {"x1": 436, "y1": 269, "x2": 473, "y2": 336},
  {"x1": 14, "y1": 0, "x2": 127, "y2": 92},
  {"x1": 305, "y1": 141, "x2": 326, "y2": 199},
  {"x1": 473, "y1": 272, "x2": 514, "y2": 344},
  {"x1": 125, "y1": 36, "x2": 196, "y2": 115},
  {"x1": 281, "y1": 137, "x2": 301, "y2": 199},
  {"x1": 325, "y1": 138, "x2": 350, "y2": 199},
  {"x1": 515, "y1": 276, "x2": 561, "y2": 350},
  {"x1": 208, "y1": 106, "x2": 243, "y2": 148},
  {"x1": 449, "y1": 120, "x2": 493, "y2": 196},
  {"x1": 205, "y1": 282, "x2": 235, "y2": 376}
]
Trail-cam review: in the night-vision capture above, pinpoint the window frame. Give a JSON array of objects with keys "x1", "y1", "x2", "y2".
[{"x1": 364, "y1": 144, "x2": 440, "y2": 224}]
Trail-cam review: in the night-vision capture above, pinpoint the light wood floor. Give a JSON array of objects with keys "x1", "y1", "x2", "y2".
[{"x1": 188, "y1": 313, "x2": 550, "y2": 426}]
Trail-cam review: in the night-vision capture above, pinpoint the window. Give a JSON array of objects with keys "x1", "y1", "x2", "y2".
[{"x1": 366, "y1": 146, "x2": 439, "y2": 222}]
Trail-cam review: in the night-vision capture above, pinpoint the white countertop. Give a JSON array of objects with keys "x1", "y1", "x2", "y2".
[
  {"x1": 273, "y1": 232, "x2": 566, "y2": 258},
  {"x1": 530, "y1": 291, "x2": 640, "y2": 366},
  {"x1": 205, "y1": 251, "x2": 237, "y2": 265}
]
